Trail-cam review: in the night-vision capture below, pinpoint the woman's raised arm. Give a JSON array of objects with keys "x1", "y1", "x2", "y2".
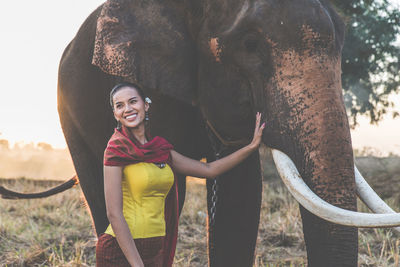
[{"x1": 170, "y1": 112, "x2": 265, "y2": 179}]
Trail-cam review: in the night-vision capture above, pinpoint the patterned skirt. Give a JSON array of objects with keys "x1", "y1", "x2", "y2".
[{"x1": 96, "y1": 233, "x2": 165, "y2": 267}]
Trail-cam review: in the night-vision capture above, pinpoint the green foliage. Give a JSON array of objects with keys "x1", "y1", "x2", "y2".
[{"x1": 332, "y1": 0, "x2": 400, "y2": 125}]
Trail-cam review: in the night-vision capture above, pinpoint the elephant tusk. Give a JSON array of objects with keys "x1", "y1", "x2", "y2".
[
  {"x1": 354, "y1": 166, "x2": 400, "y2": 233},
  {"x1": 271, "y1": 148, "x2": 400, "y2": 228}
]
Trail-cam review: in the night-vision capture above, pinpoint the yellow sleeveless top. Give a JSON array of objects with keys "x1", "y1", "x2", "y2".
[{"x1": 105, "y1": 162, "x2": 174, "y2": 239}]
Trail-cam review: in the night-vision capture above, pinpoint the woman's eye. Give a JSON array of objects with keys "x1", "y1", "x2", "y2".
[{"x1": 130, "y1": 100, "x2": 137, "y2": 104}]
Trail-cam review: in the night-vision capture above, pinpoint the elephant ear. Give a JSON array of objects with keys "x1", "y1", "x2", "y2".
[{"x1": 92, "y1": 0, "x2": 196, "y2": 104}]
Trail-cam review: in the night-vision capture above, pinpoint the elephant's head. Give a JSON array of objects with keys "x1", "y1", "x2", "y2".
[
  {"x1": 197, "y1": 0, "x2": 345, "y2": 170},
  {"x1": 197, "y1": 0, "x2": 353, "y2": 206}
]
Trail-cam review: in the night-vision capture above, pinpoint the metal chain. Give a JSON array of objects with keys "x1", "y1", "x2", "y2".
[
  {"x1": 209, "y1": 152, "x2": 220, "y2": 227},
  {"x1": 205, "y1": 123, "x2": 226, "y2": 227}
]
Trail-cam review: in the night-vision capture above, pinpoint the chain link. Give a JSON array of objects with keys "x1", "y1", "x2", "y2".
[
  {"x1": 209, "y1": 152, "x2": 220, "y2": 226},
  {"x1": 206, "y1": 120, "x2": 225, "y2": 227}
]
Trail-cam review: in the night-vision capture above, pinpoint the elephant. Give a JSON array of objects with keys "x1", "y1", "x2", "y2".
[{"x1": 55, "y1": 0, "x2": 400, "y2": 266}]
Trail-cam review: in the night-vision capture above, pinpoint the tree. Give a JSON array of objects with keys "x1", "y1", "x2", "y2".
[
  {"x1": 0, "y1": 139, "x2": 9, "y2": 150},
  {"x1": 332, "y1": 0, "x2": 400, "y2": 126},
  {"x1": 37, "y1": 142, "x2": 53, "y2": 151}
]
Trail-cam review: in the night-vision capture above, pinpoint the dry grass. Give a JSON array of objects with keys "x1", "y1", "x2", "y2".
[
  {"x1": 1, "y1": 177, "x2": 399, "y2": 266},
  {"x1": 0, "y1": 179, "x2": 96, "y2": 266}
]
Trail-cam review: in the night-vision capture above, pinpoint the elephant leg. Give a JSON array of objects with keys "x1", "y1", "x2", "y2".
[
  {"x1": 58, "y1": 105, "x2": 109, "y2": 236},
  {"x1": 300, "y1": 206, "x2": 358, "y2": 267},
  {"x1": 207, "y1": 150, "x2": 262, "y2": 267}
]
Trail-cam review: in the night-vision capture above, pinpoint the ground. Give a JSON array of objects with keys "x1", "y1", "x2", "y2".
[
  {"x1": 0, "y1": 147, "x2": 400, "y2": 267},
  {"x1": 0, "y1": 148, "x2": 399, "y2": 266}
]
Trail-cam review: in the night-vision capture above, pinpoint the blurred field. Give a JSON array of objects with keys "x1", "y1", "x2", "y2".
[
  {"x1": 0, "y1": 143, "x2": 75, "y2": 180},
  {"x1": 0, "y1": 145, "x2": 400, "y2": 266}
]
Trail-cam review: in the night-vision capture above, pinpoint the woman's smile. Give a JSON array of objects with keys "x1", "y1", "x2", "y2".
[{"x1": 125, "y1": 113, "x2": 138, "y2": 121}]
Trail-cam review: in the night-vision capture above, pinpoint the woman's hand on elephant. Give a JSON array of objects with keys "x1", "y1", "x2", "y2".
[
  {"x1": 170, "y1": 112, "x2": 265, "y2": 179},
  {"x1": 249, "y1": 112, "x2": 265, "y2": 150}
]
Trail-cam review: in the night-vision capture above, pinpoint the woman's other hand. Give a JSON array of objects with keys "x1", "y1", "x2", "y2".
[{"x1": 249, "y1": 112, "x2": 265, "y2": 150}]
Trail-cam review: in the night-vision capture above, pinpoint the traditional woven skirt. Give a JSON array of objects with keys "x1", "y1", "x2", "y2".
[{"x1": 96, "y1": 233, "x2": 165, "y2": 267}]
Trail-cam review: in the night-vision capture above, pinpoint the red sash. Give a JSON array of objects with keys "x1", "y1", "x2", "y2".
[{"x1": 103, "y1": 126, "x2": 179, "y2": 267}]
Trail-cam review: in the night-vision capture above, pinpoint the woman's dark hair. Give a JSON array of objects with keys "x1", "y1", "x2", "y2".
[{"x1": 109, "y1": 82, "x2": 146, "y2": 109}]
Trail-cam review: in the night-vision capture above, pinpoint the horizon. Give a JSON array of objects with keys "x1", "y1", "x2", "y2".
[{"x1": 0, "y1": 0, "x2": 399, "y2": 155}]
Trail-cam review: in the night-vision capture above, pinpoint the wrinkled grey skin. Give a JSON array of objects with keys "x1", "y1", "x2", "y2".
[{"x1": 58, "y1": 0, "x2": 357, "y2": 266}]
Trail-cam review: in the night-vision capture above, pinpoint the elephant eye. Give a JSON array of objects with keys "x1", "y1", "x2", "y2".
[{"x1": 244, "y1": 38, "x2": 259, "y2": 52}]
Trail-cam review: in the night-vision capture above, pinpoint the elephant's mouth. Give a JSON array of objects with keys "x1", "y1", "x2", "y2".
[{"x1": 271, "y1": 148, "x2": 400, "y2": 231}]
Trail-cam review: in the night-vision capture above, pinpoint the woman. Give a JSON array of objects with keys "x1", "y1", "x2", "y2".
[{"x1": 96, "y1": 82, "x2": 265, "y2": 267}]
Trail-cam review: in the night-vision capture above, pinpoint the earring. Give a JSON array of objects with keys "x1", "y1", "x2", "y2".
[
  {"x1": 145, "y1": 111, "x2": 149, "y2": 122},
  {"x1": 117, "y1": 121, "x2": 122, "y2": 130}
]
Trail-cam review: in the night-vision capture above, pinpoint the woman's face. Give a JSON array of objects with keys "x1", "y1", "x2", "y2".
[{"x1": 112, "y1": 87, "x2": 149, "y2": 129}]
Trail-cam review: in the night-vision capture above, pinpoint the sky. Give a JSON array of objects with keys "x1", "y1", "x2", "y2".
[{"x1": 0, "y1": 0, "x2": 399, "y2": 155}]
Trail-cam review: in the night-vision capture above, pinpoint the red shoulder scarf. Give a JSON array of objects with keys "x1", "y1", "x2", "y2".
[{"x1": 103, "y1": 126, "x2": 179, "y2": 267}]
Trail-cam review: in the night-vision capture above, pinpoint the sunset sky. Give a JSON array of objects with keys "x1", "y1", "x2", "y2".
[{"x1": 0, "y1": 0, "x2": 399, "y2": 155}]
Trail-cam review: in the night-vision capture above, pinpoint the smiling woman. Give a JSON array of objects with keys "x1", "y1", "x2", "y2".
[{"x1": 96, "y1": 82, "x2": 265, "y2": 266}]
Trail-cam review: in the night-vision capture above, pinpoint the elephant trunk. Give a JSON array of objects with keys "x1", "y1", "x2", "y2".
[
  {"x1": 264, "y1": 39, "x2": 355, "y2": 204},
  {"x1": 263, "y1": 46, "x2": 359, "y2": 265},
  {"x1": 265, "y1": 45, "x2": 356, "y2": 207},
  {"x1": 288, "y1": 68, "x2": 358, "y2": 266}
]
